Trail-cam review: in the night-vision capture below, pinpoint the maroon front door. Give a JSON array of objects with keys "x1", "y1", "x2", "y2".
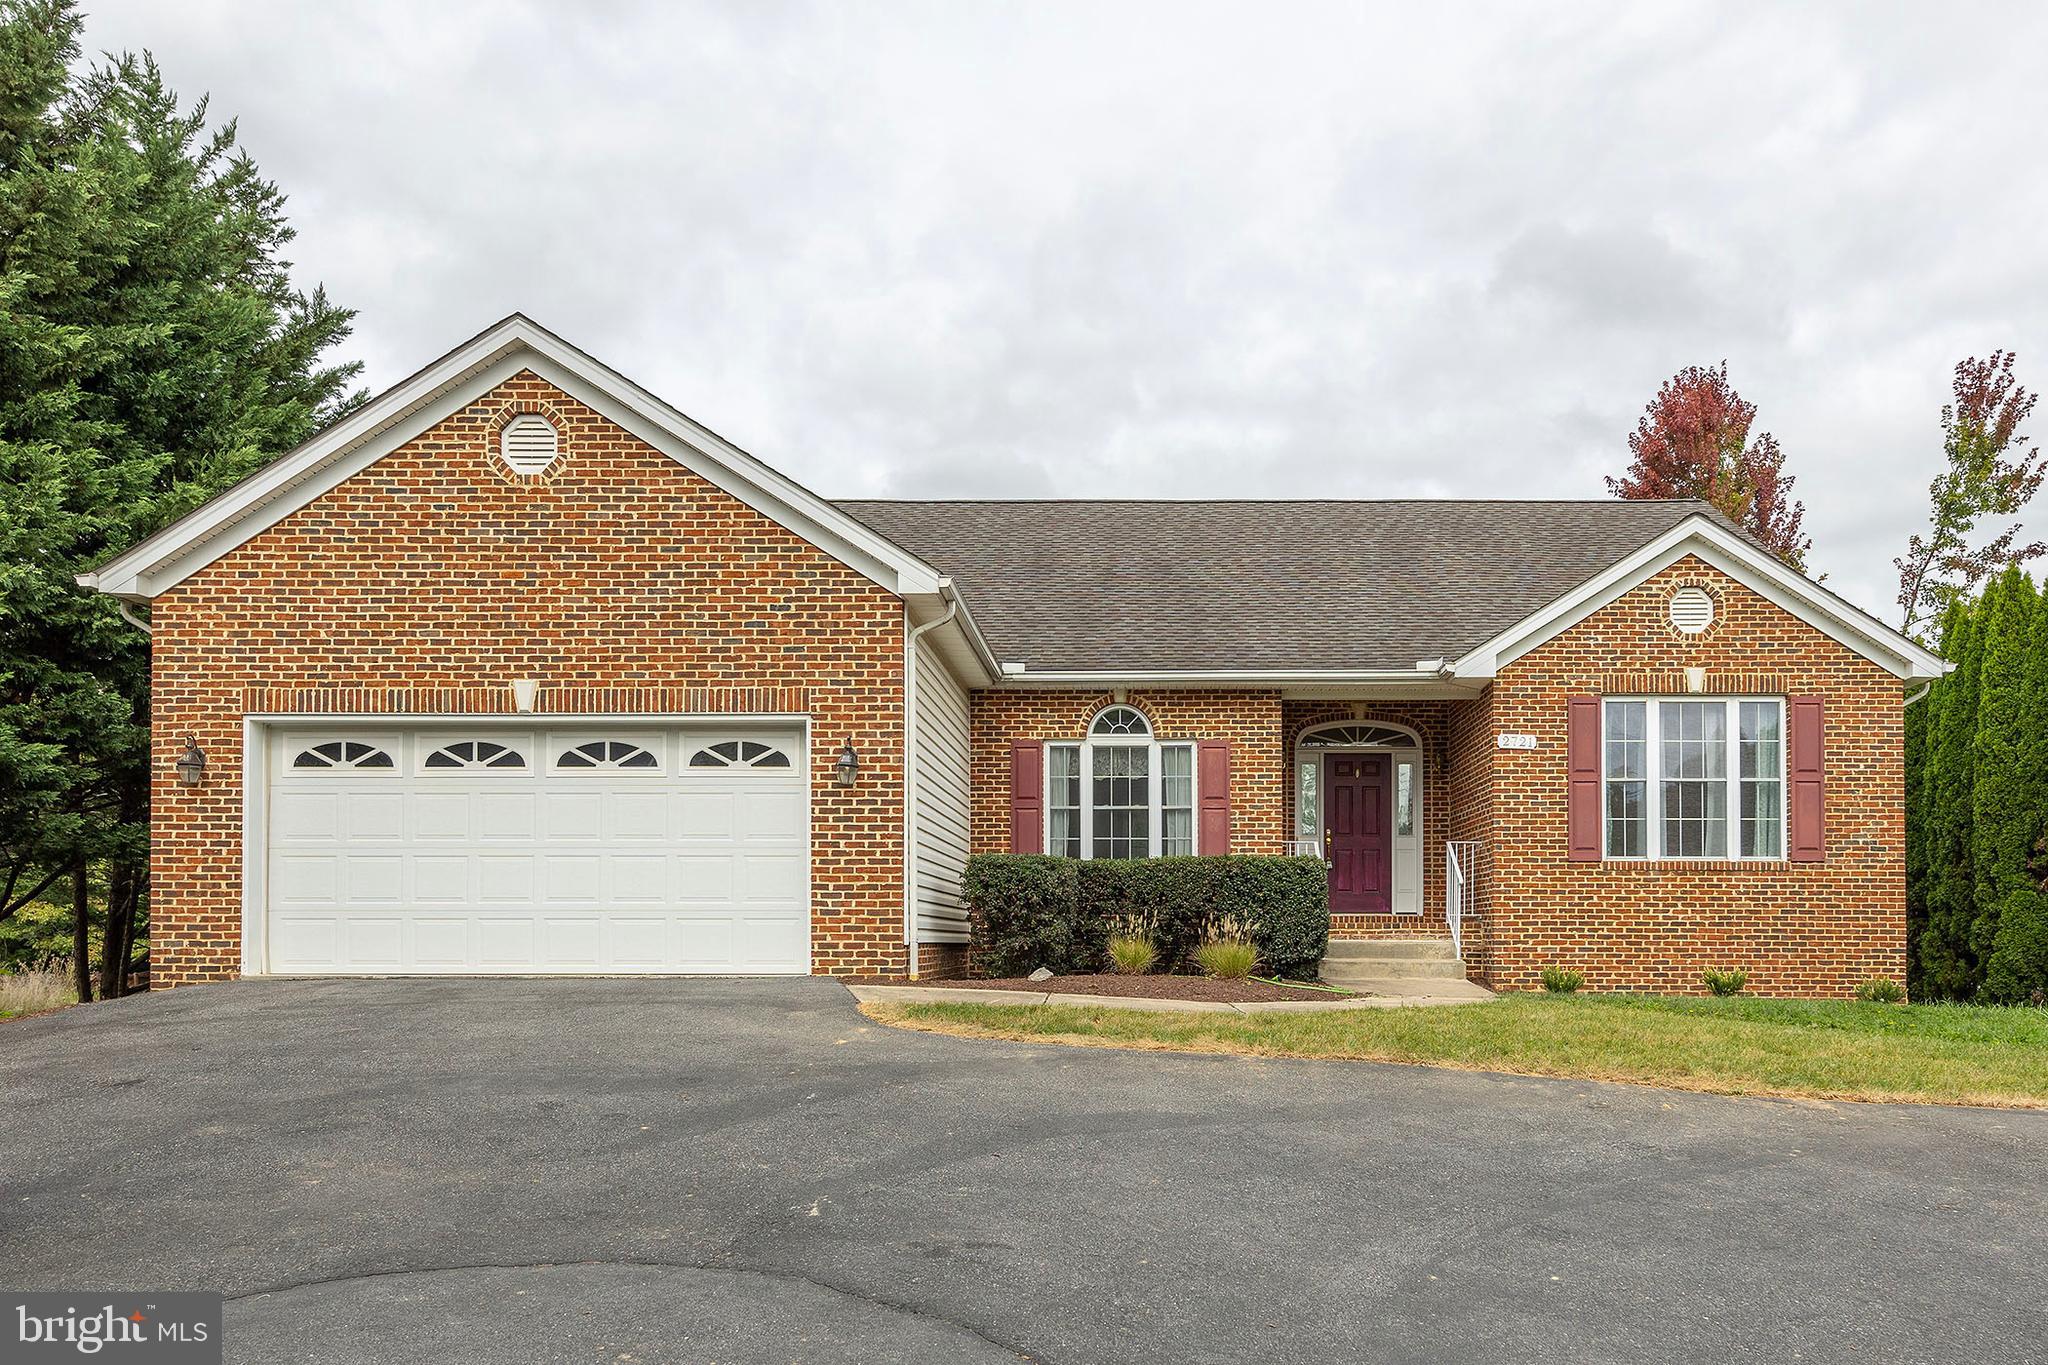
[{"x1": 1326, "y1": 754, "x2": 1392, "y2": 915}]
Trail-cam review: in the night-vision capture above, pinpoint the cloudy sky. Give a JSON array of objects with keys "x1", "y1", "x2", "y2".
[{"x1": 84, "y1": 1, "x2": 2048, "y2": 619}]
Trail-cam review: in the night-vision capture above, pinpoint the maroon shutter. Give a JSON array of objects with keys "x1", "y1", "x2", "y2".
[
  {"x1": 1009, "y1": 741, "x2": 1044, "y2": 854},
  {"x1": 1566, "y1": 696, "x2": 1602, "y2": 861},
  {"x1": 1197, "y1": 741, "x2": 1232, "y2": 854},
  {"x1": 1787, "y1": 696, "x2": 1826, "y2": 862}
]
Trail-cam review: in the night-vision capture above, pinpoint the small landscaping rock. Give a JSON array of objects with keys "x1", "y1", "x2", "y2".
[{"x1": 1026, "y1": 967, "x2": 1055, "y2": 982}]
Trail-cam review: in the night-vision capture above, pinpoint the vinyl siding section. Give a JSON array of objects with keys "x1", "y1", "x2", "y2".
[{"x1": 913, "y1": 637, "x2": 973, "y2": 942}]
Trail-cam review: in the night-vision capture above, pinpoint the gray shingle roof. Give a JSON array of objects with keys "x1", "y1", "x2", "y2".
[{"x1": 836, "y1": 498, "x2": 1723, "y2": 673}]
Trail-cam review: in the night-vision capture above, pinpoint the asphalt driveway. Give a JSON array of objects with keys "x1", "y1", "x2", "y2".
[{"x1": 4, "y1": 979, "x2": 2043, "y2": 1364}]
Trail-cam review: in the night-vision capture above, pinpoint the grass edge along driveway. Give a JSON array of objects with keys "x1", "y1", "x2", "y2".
[{"x1": 862, "y1": 993, "x2": 2048, "y2": 1109}]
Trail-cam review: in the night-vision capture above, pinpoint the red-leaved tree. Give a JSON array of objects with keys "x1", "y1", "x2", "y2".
[
  {"x1": 1607, "y1": 361, "x2": 1811, "y2": 569},
  {"x1": 1895, "y1": 351, "x2": 2044, "y2": 640}
]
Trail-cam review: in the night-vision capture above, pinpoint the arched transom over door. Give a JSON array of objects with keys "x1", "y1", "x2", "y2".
[{"x1": 262, "y1": 727, "x2": 808, "y2": 974}]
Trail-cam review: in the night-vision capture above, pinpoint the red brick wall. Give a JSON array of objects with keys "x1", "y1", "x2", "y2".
[
  {"x1": 915, "y1": 942, "x2": 971, "y2": 980},
  {"x1": 148, "y1": 371, "x2": 908, "y2": 985},
  {"x1": 968, "y1": 691, "x2": 1286, "y2": 854},
  {"x1": 1444, "y1": 688, "x2": 1496, "y2": 981},
  {"x1": 1485, "y1": 556, "x2": 1907, "y2": 997}
]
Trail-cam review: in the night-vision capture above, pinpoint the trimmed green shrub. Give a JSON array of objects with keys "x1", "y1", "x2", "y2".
[
  {"x1": 1981, "y1": 888, "x2": 2048, "y2": 1005},
  {"x1": 960, "y1": 855, "x2": 1089, "y2": 977},
  {"x1": 1540, "y1": 966, "x2": 1585, "y2": 995},
  {"x1": 962, "y1": 854, "x2": 1328, "y2": 980},
  {"x1": 1228, "y1": 858, "x2": 1335, "y2": 980},
  {"x1": 1106, "y1": 933, "x2": 1157, "y2": 975},
  {"x1": 1855, "y1": 977, "x2": 1907, "y2": 1004},
  {"x1": 1194, "y1": 937, "x2": 1259, "y2": 980},
  {"x1": 1075, "y1": 856, "x2": 1329, "y2": 979},
  {"x1": 1703, "y1": 967, "x2": 1749, "y2": 997}
]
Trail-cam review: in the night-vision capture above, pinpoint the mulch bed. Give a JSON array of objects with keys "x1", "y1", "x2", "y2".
[{"x1": 858, "y1": 974, "x2": 1354, "y2": 1003}]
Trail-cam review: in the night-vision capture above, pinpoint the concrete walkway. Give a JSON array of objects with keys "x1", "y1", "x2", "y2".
[{"x1": 848, "y1": 978, "x2": 1496, "y2": 1013}]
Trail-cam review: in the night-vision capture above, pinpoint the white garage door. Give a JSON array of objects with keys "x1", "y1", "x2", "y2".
[{"x1": 262, "y1": 726, "x2": 809, "y2": 975}]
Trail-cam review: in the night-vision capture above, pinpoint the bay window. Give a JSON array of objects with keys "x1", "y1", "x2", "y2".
[
  {"x1": 1047, "y1": 706, "x2": 1198, "y2": 859},
  {"x1": 1602, "y1": 698, "x2": 1784, "y2": 860}
]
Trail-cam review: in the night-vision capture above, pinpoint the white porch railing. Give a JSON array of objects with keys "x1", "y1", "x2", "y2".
[
  {"x1": 1285, "y1": 838, "x2": 1323, "y2": 860},
  {"x1": 1445, "y1": 839, "x2": 1485, "y2": 961}
]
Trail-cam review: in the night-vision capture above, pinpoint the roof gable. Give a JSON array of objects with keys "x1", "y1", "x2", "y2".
[
  {"x1": 1452, "y1": 515, "x2": 1946, "y2": 682},
  {"x1": 82, "y1": 315, "x2": 944, "y2": 602}
]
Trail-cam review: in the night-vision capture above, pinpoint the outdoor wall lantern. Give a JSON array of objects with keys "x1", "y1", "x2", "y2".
[
  {"x1": 174, "y1": 736, "x2": 206, "y2": 787},
  {"x1": 833, "y1": 742, "x2": 860, "y2": 787}
]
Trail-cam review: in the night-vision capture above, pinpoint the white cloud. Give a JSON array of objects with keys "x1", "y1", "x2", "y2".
[{"x1": 83, "y1": 0, "x2": 2048, "y2": 618}]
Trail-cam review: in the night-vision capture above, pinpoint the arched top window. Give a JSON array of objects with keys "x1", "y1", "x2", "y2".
[
  {"x1": 556, "y1": 740, "x2": 659, "y2": 770},
  {"x1": 424, "y1": 740, "x2": 527, "y2": 770},
  {"x1": 1089, "y1": 705, "x2": 1152, "y2": 738},
  {"x1": 292, "y1": 740, "x2": 394, "y2": 770},
  {"x1": 689, "y1": 740, "x2": 792, "y2": 769},
  {"x1": 1050, "y1": 706, "x2": 1193, "y2": 859},
  {"x1": 1298, "y1": 723, "x2": 1417, "y2": 749}
]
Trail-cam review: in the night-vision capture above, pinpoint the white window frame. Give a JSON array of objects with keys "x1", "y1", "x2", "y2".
[
  {"x1": 684, "y1": 735, "x2": 800, "y2": 774},
  {"x1": 281, "y1": 735, "x2": 403, "y2": 777},
  {"x1": 1601, "y1": 697, "x2": 1786, "y2": 862},
  {"x1": 415, "y1": 733, "x2": 537, "y2": 777},
  {"x1": 546, "y1": 733, "x2": 667, "y2": 775},
  {"x1": 1044, "y1": 709, "x2": 1199, "y2": 859}
]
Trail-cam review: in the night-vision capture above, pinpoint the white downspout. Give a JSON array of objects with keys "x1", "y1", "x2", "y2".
[
  {"x1": 902, "y1": 589, "x2": 961, "y2": 979},
  {"x1": 115, "y1": 601, "x2": 154, "y2": 635}
]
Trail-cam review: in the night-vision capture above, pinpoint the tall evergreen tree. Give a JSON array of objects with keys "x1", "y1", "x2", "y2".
[
  {"x1": 1916, "y1": 597, "x2": 1984, "y2": 998},
  {"x1": 1981, "y1": 586, "x2": 2048, "y2": 1003},
  {"x1": 0, "y1": 0, "x2": 360, "y2": 997},
  {"x1": 1968, "y1": 566, "x2": 2044, "y2": 970}
]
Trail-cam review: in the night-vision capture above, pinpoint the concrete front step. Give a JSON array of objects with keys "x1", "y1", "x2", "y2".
[
  {"x1": 1320, "y1": 957, "x2": 1470, "y2": 983},
  {"x1": 1322, "y1": 937, "x2": 1457, "y2": 961}
]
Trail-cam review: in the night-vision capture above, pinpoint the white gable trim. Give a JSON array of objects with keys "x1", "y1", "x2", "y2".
[
  {"x1": 1451, "y1": 515, "x2": 1948, "y2": 682},
  {"x1": 80, "y1": 314, "x2": 944, "y2": 601}
]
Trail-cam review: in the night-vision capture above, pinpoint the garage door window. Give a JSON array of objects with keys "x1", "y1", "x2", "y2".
[
  {"x1": 291, "y1": 741, "x2": 394, "y2": 770},
  {"x1": 423, "y1": 740, "x2": 528, "y2": 772},
  {"x1": 554, "y1": 740, "x2": 660, "y2": 771},
  {"x1": 688, "y1": 740, "x2": 792, "y2": 769}
]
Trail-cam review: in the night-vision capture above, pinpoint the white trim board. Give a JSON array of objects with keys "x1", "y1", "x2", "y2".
[
  {"x1": 82, "y1": 314, "x2": 946, "y2": 602},
  {"x1": 1451, "y1": 516, "x2": 1948, "y2": 683}
]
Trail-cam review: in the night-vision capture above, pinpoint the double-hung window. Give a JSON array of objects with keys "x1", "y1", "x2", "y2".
[
  {"x1": 1046, "y1": 706, "x2": 1197, "y2": 858},
  {"x1": 1602, "y1": 698, "x2": 1784, "y2": 860}
]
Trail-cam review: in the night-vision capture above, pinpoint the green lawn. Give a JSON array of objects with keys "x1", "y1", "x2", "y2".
[{"x1": 867, "y1": 993, "x2": 2048, "y2": 1108}]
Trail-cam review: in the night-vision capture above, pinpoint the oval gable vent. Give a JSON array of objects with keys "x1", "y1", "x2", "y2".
[
  {"x1": 500, "y1": 414, "x2": 561, "y2": 474},
  {"x1": 1669, "y1": 586, "x2": 1715, "y2": 634}
]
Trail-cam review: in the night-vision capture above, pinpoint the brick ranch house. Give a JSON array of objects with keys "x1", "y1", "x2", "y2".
[{"x1": 83, "y1": 316, "x2": 1946, "y2": 996}]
